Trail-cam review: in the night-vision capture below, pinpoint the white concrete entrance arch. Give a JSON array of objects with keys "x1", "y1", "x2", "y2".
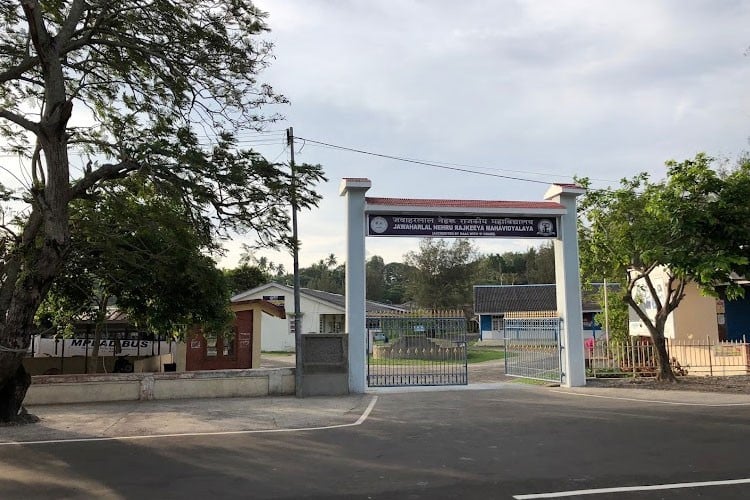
[{"x1": 340, "y1": 178, "x2": 586, "y2": 392}]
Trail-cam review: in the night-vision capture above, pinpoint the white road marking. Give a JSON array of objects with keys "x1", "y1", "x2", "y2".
[
  {"x1": 0, "y1": 395, "x2": 378, "y2": 447},
  {"x1": 514, "y1": 477, "x2": 750, "y2": 498},
  {"x1": 554, "y1": 390, "x2": 750, "y2": 407},
  {"x1": 367, "y1": 382, "x2": 520, "y2": 393}
]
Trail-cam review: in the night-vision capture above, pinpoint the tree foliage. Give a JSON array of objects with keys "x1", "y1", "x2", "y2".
[
  {"x1": 224, "y1": 265, "x2": 269, "y2": 296},
  {"x1": 364, "y1": 257, "x2": 415, "y2": 305},
  {"x1": 299, "y1": 254, "x2": 344, "y2": 295},
  {"x1": 39, "y1": 181, "x2": 233, "y2": 371},
  {"x1": 0, "y1": 0, "x2": 324, "y2": 421},
  {"x1": 404, "y1": 239, "x2": 479, "y2": 308},
  {"x1": 592, "y1": 285, "x2": 630, "y2": 344},
  {"x1": 475, "y1": 243, "x2": 555, "y2": 285},
  {"x1": 578, "y1": 153, "x2": 750, "y2": 381}
]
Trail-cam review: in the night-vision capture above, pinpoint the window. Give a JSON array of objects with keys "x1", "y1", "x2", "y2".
[
  {"x1": 205, "y1": 336, "x2": 229, "y2": 357},
  {"x1": 491, "y1": 315, "x2": 504, "y2": 331},
  {"x1": 319, "y1": 314, "x2": 345, "y2": 333}
]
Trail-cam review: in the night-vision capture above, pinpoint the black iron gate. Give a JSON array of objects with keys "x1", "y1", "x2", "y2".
[
  {"x1": 367, "y1": 310, "x2": 468, "y2": 387},
  {"x1": 504, "y1": 312, "x2": 562, "y2": 383}
]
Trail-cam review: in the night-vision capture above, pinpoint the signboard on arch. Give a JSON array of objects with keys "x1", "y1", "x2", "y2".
[{"x1": 366, "y1": 214, "x2": 557, "y2": 238}]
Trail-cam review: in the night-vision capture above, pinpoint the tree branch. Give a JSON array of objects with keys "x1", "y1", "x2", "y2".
[
  {"x1": 642, "y1": 272, "x2": 663, "y2": 313},
  {"x1": 21, "y1": 0, "x2": 53, "y2": 63},
  {"x1": 68, "y1": 161, "x2": 141, "y2": 200},
  {"x1": 664, "y1": 274, "x2": 686, "y2": 315},
  {"x1": 0, "y1": 56, "x2": 40, "y2": 84},
  {"x1": 56, "y1": 0, "x2": 88, "y2": 47},
  {"x1": 0, "y1": 108, "x2": 40, "y2": 135},
  {"x1": 623, "y1": 292, "x2": 658, "y2": 339}
]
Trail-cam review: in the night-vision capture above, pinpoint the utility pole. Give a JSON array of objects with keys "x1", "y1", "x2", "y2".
[
  {"x1": 603, "y1": 278, "x2": 610, "y2": 342},
  {"x1": 287, "y1": 127, "x2": 303, "y2": 396}
]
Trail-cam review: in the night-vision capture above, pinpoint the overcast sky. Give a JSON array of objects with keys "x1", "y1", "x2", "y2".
[
  {"x1": 225, "y1": 0, "x2": 750, "y2": 271},
  {"x1": 4, "y1": 1, "x2": 749, "y2": 272}
]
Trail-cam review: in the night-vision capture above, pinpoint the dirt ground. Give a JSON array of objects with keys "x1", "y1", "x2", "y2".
[{"x1": 586, "y1": 375, "x2": 750, "y2": 394}]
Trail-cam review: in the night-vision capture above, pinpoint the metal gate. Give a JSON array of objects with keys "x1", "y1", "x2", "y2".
[
  {"x1": 504, "y1": 312, "x2": 562, "y2": 383},
  {"x1": 367, "y1": 310, "x2": 468, "y2": 387}
]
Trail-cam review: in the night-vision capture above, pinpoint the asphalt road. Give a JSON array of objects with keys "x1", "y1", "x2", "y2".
[{"x1": 2, "y1": 385, "x2": 750, "y2": 499}]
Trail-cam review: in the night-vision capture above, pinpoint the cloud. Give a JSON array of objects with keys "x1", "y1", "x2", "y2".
[{"x1": 216, "y1": 0, "x2": 750, "y2": 268}]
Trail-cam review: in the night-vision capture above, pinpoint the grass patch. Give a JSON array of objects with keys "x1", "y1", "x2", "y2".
[
  {"x1": 510, "y1": 377, "x2": 555, "y2": 386},
  {"x1": 467, "y1": 348, "x2": 506, "y2": 364}
]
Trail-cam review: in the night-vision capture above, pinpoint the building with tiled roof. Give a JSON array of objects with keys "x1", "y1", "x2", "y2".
[
  {"x1": 473, "y1": 283, "x2": 617, "y2": 341},
  {"x1": 232, "y1": 283, "x2": 405, "y2": 352}
]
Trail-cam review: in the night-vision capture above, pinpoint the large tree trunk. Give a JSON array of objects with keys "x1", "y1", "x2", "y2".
[
  {"x1": 0, "y1": 361, "x2": 37, "y2": 424},
  {"x1": 0, "y1": 243, "x2": 67, "y2": 422},
  {"x1": 87, "y1": 320, "x2": 105, "y2": 374},
  {"x1": 624, "y1": 289, "x2": 677, "y2": 383},
  {"x1": 0, "y1": 2, "x2": 75, "y2": 422},
  {"x1": 0, "y1": 202, "x2": 70, "y2": 423},
  {"x1": 652, "y1": 335, "x2": 676, "y2": 382},
  {"x1": 86, "y1": 297, "x2": 109, "y2": 374},
  {"x1": 0, "y1": 140, "x2": 71, "y2": 421}
]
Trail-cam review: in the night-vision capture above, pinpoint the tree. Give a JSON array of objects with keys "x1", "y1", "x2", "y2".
[
  {"x1": 225, "y1": 265, "x2": 269, "y2": 296},
  {"x1": 300, "y1": 256, "x2": 345, "y2": 294},
  {"x1": 39, "y1": 180, "x2": 233, "y2": 374},
  {"x1": 474, "y1": 244, "x2": 555, "y2": 286},
  {"x1": 365, "y1": 255, "x2": 386, "y2": 302},
  {"x1": 525, "y1": 242, "x2": 556, "y2": 284},
  {"x1": 382, "y1": 261, "x2": 413, "y2": 305},
  {"x1": 593, "y1": 286, "x2": 630, "y2": 344},
  {"x1": 578, "y1": 154, "x2": 750, "y2": 381},
  {"x1": 0, "y1": 1, "x2": 325, "y2": 421},
  {"x1": 238, "y1": 248, "x2": 288, "y2": 284},
  {"x1": 404, "y1": 239, "x2": 479, "y2": 308}
]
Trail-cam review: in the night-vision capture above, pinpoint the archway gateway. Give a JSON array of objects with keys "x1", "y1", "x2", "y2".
[{"x1": 340, "y1": 178, "x2": 586, "y2": 392}]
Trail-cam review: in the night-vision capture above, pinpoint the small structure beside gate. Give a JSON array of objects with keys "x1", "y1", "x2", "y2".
[
  {"x1": 367, "y1": 310, "x2": 468, "y2": 387},
  {"x1": 186, "y1": 299, "x2": 285, "y2": 371},
  {"x1": 503, "y1": 311, "x2": 562, "y2": 383}
]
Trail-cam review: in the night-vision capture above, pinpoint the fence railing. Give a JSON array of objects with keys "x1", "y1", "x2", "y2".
[
  {"x1": 587, "y1": 338, "x2": 750, "y2": 377},
  {"x1": 367, "y1": 310, "x2": 468, "y2": 387}
]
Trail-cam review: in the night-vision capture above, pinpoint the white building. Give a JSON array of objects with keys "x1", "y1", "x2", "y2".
[
  {"x1": 628, "y1": 265, "x2": 719, "y2": 341},
  {"x1": 231, "y1": 283, "x2": 405, "y2": 352}
]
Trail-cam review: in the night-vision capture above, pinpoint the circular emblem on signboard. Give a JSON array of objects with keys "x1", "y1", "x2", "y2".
[
  {"x1": 370, "y1": 216, "x2": 389, "y2": 234},
  {"x1": 537, "y1": 219, "x2": 555, "y2": 236}
]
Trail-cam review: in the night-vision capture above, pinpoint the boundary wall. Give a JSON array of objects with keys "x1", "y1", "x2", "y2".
[{"x1": 25, "y1": 368, "x2": 295, "y2": 405}]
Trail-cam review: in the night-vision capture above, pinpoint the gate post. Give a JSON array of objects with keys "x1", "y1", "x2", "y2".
[
  {"x1": 340, "y1": 178, "x2": 371, "y2": 393},
  {"x1": 545, "y1": 184, "x2": 586, "y2": 387}
]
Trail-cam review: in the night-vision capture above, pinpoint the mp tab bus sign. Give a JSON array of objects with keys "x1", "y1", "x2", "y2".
[{"x1": 367, "y1": 215, "x2": 557, "y2": 238}]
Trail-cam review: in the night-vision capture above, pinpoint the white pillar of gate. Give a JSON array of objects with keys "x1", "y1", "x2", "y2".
[
  {"x1": 339, "y1": 178, "x2": 371, "y2": 393},
  {"x1": 544, "y1": 184, "x2": 587, "y2": 387}
]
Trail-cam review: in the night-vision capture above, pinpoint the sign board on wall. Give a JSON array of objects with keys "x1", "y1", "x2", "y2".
[
  {"x1": 32, "y1": 337, "x2": 172, "y2": 357},
  {"x1": 367, "y1": 214, "x2": 557, "y2": 238}
]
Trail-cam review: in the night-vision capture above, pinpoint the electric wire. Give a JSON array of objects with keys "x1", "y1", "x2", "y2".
[{"x1": 297, "y1": 136, "x2": 563, "y2": 186}]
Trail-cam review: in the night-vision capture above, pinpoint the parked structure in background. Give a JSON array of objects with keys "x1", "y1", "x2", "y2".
[
  {"x1": 628, "y1": 266, "x2": 718, "y2": 342},
  {"x1": 26, "y1": 299, "x2": 287, "y2": 375},
  {"x1": 627, "y1": 266, "x2": 750, "y2": 342},
  {"x1": 576, "y1": 266, "x2": 750, "y2": 378},
  {"x1": 26, "y1": 309, "x2": 175, "y2": 375},
  {"x1": 474, "y1": 283, "x2": 617, "y2": 341},
  {"x1": 232, "y1": 283, "x2": 405, "y2": 352},
  {"x1": 185, "y1": 299, "x2": 286, "y2": 372}
]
